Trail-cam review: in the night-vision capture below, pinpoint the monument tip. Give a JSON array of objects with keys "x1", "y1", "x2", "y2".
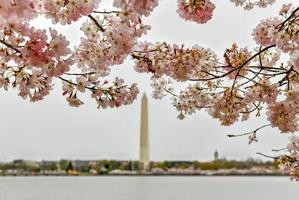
[{"x1": 142, "y1": 92, "x2": 147, "y2": 99}]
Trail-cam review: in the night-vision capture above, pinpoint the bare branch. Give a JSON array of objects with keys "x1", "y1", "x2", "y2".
[
  {"x1": 88, "y1": 14, "x2": 105, "y2": 32},
  {"x1": 257, "y1": 152, "x2": 278, "y2": 159},
  {"x1": 0, "y1": 39, "x2": 22, "y2": 54},
  {"x1": 227, "y1": 124, "x2": 271, "y2": 138}
]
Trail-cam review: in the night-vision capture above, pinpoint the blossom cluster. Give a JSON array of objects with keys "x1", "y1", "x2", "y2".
[
  {"x1": 230, "y1": 0, "x2": 276, "y2": 10},
  {"x1": 133, "y1": 41, "x2": 276, "y2": 123},
  {"x1": 278, "y1": 135, "x2": 299, "y2": 181},
  {"x1": 0, "y1": 0, "x2": 150, "y2": 108},
  {"x1": 209, "y1": 89, "x2": 250, "y2": 126},
  {"x1": 245, "y1": 79, "x2": 278, "y2": 104},
  {"x1": 40, "y1": 0, "x2": 101, "y2": 24},
  {"x1": 133, "y1": 42, "x2": 218, "y2": 81},
  {"x1": 113, "y1": 0, "x2": 160, "y2": 17},
  {"x1": 252, "y1": 18, "x2": 282, "y2": 46},
  {"x1": 224, "y1": 43, "x2": 252, "y2": 79},
  {"x1": 172, "y1": 76, "x2": 282, "y2": 124},
  {"x1": 0, "y1": 21, "x2": 73, "y2": 101},
  {"x1": 267, "y1": 89, "x2": 299, "y2": 133},
  {"x1": 0, "y1": 0, "x2": 39, "y2": 24},
  {"x1": 173, "y1": 83, "x2": 211, "y2": 120},
  {"x1": 67, "y1": 9, "x2": 150, "y2": 107},
  {"x1": 132, "y1": 4, "x2": 299, "y2": 134},
  {"x1": 177, "y1": 0, "x2": 215, "y2": 24},
  {"x1": 253, "y1": 48, "x2": 280, "y2": 67},
  {"x1": 76, "y1": 12, "x2": 150, "y2": 76},
  {"x1": 62, "y1": 75, "x2": 139, "y2": 108},
  {"x1": 150, "y1": 78, "x2": 173, "y2": 99},
  {"x1": 252, "y1": 4, "x2": 299, "y2": 71}
]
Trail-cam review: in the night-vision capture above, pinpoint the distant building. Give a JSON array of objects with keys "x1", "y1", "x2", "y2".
[
  {"x1": 139, "y1": 93, "x2": 150, "y2": 172},
  {"x1": 66, "y1": 161, "x2": 78, "y2": 175},
  {"x1": 66, "y1": 161, "x2": 74, "y2": 172},
  {"x1": 214, "y1": 150, "x2": 219, "y2": 161},
  {"x1": 13, "y1": 159, "x2": 23, "y2": 165}
]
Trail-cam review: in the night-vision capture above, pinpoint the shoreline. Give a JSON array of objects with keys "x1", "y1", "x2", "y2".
[{"x1": 0, "y1": 174, "x2": 286, "y2": 177}]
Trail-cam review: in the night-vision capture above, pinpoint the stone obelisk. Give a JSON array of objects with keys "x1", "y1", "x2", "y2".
[{"x1": 139, "y1": 93, "x2": 150, "y2": 172}]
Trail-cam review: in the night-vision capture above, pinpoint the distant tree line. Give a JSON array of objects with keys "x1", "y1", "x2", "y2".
[{"x1": 0, "y1": 158, "x2": 278, "y2": 175}]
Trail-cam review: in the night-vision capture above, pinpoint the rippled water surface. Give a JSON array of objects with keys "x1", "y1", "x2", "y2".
[{"x1": 0, "y1": 176, "x2": 298, "y2": 200}]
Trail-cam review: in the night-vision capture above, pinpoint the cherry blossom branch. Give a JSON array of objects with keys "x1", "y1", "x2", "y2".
[
  {"x1": 64, "y1": 72, "x2": 96, "y2": 76},
  {"x1": 59, "y1": 76, "x2": 130, "y2": 93},
  {"x1": 246, "y1": 69, "x2": 287, "y2": 77},
  {"x1": 249, "y1": 66, "x2": 286, "y2": 71},
  {"x1": 58, "y1": 76, "x2": 87, "y2": 89},
  {"x1": 0, "y1": 39, "x2": 22, "y2": 54},
  {"x1": 189, "y1": 45, "x2": 276, "y2": 81},
  {"x1": 272, "y1": 147, "x2": 288, "y2": 152},
  {"x1": 239, "y1": 46, "x2": 265, "y2": 86},
  {"x1": 241, "y1": 102, "x2": 262, "y2": 114},
  {"x1": 88, "y1": 14, "x2": 105, "y2": 32},
  {"x1": 238, "y1": 74, "x2": 263, "y2": 86},
  {"x1": 93, "y1": 11, "x2": 121, "y2": 14},
  {"x1": 230, "y1": 67, "x2": 242, "y2": 94},
  {"x1": 278, "y1": 7, "x2": 299, "y2": 31},
  {"x1": 163, "y1": 87, "x2": 178, "y2": 97},
  {"x1": 278, "y1": 66, "x2": 294, "y2": 87},
  {"x1": 256, "y1": 152, "x2": 278, "y2": 159},
  {"x1": 227, "y1": 124, "x2": 271, "y2": 138}
]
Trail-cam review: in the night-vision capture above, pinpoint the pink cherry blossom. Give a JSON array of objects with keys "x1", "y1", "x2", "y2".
[
  {"x1": 245, "y1": 80, "x2": 278, "y2": 104},
  {"x1": 173, "y1": 83, "x2": 211, "y2": 119},
  {"x1": 76, "y1": 12, "x2": 149, "y2": 75},
  {"x1": 290, "y1": 50, "x2": 299, "y2": 71},
  {"x1": 0, "y1": 0, "x2": 39, "y2": 25},
  {"x1": 76, "y1": 76, "x2": 91, "y2": 92},
  {"x1": 288, "y1": 136, "x2": 299, "y2": 159},
  {"x1": 279, "y1": 3, "x2": 293, "y2": 16},
  {"x1": 252, "y1": 18, "x2": 282, "y2": 46},
  {"x1": 267, "y1": 90, "x2": 299, "y2": 133},
  {"x1": 18, "y1": 25, "x2": 73, "y2": 77},
  {"x1": 279, "y1": 135, "x2": 299, "y2": 181},
  {"x1": 151, "y1": 78, "x2": 173, "y2": 99},
  {"x1": 62, "y1": 75, "x2": 139, "y2": 109},
  {"x1": 67, "y1": 96, "x2": 84, "y2": 107},
  {"x1": 15, "y1": 70, "x2": 53, "y2": 102},
  {"x1": 209, "y1": 90, "x2": 248, "y2": 126},
  {"x1": 177, "y1": 0, "x2": 215, "y2": 24},
  {"x1": 224, "y1": 43, "x2": 252, "y2": 79},
  {"x1": 254, "y1": 48, "x2": 280, "y2": 67},
  {"x1": 230, "y1": 0, "x2": 276, "y2": 10},
  {"x1": 253, "y1": 5, "x2": 298, "y2": 52},
  {"x1": 279, "y1": 160, "x2": 299, "y2": 181},
  {"x1": 133, "y1": 42, "x2": 218, "y2": 81},
  {"x1": 0, "y1": 76, "x2": 9, "y2": 91},
  {"x1": 40, "y1": 0, "x2": 101, "y2": 24},
  {"x1": 113, "y1": 0, "x2": 160, "y2": 16},
  {"x1": 275, "y1": 8, "x2": 299, "y2": 53}
]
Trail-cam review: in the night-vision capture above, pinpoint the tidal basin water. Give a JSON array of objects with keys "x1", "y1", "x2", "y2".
[{"x1": 0, "y1": 176, "x2": 298, "y2": 200}]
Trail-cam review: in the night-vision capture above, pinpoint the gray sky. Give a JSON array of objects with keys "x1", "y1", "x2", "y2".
[{"x1": 0, "y1": 0, "x2": 297, "y2": 162}]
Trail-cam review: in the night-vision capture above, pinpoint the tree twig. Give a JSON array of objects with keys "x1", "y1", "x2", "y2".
[
  {"x1": 227, "y1": 124, "x2": 271, "y2": 138},
  {"x1": 257, "y1": 152, "x2": 278, "y2": 159},
  {"x1": 88, "y1": 14, "x2": 105, "y2": 32}
]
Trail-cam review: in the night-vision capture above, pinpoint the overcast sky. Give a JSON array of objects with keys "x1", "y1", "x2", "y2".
[{"x1": 0, "y1": 0, "x2": 297, "y2": 162}]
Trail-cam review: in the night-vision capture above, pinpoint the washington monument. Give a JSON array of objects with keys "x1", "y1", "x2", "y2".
[{"x1": 139, "y1": 93, "x2": 150, "y2": 172}]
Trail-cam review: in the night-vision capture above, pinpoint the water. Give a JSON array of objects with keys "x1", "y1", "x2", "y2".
[{"x1": 0, "y1": 176, "x2": 298, "y2": 200}]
